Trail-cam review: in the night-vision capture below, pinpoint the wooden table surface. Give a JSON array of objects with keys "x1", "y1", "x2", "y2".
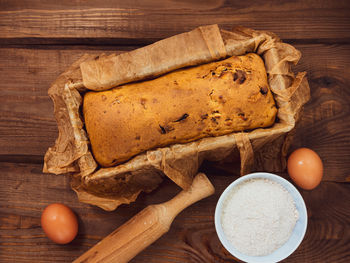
[{"x1": 1, "y1": 1, "x2": 350, "y2": 262}]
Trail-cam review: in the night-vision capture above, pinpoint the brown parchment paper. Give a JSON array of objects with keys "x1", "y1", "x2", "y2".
[{"x1": 44, "y1": 25, "x2": 310, "y2": 211}]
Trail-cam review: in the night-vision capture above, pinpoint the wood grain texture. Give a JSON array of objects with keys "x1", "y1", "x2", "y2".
[
  {"x1": 0, "y1": 0, "x2": 350, "y2": 44},
  {"x1": 0, "y1": 47, "x2": 124, "y2": 157},
  {"x1": 1, "y1": 44, "x2": 349, "y2": 181},
  {"x1": 292, "y1": 44, "x2": 350, "y2": 182},
  {"x1": 1, "y1": 1, "x2": 350, "y2": 262},
  {"x1": 0, "y1": 162, "x2": 349, "y2": 262}
]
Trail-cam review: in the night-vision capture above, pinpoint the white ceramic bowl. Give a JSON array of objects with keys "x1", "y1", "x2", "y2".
[{"x1": 215, "y1": 172, "x2": 307, "y2": 263}]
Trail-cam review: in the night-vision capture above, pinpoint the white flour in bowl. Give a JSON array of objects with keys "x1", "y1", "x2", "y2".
[{"x1": 221, "y1": 178, "x2": 299, "y2": 256}]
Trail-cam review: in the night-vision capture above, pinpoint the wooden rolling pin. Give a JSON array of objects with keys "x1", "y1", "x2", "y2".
[{"x1": 74, "y1": 173, "x2": 215, "y2": 263}]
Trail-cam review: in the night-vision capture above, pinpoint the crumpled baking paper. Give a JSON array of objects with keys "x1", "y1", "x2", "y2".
[{"x1": 44, "y1": 25, "x2": 310, "y2": 211}]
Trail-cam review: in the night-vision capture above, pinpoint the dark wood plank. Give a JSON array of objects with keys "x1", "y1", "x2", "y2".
[
  {"x1": 0, "y1": 2, "x2": 349, "y2": 263},
  {"x1": 0, "y1": 162, "x2": 349, "y2": 262},
  {"x1": 1, "y1": 43, "x2": 349, "y2": 181},
  {"x1": 0, "y1": 48, "x2": 125, "y2": 158},
  {"x1": 0, "y1": 0, "x2": 350, "y2": 44},
  {"x1": 292, "y1": 44, "x2": 350, "y2": 182}
]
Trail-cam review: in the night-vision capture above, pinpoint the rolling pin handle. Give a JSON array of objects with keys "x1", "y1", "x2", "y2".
[{"x1": 73, "y1": 173, "x2": 214, "y2": 263}]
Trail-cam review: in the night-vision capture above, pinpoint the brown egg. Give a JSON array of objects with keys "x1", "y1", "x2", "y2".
[
  {"x1": 41, "y1": 203, "x2": 78, "y2": 244},
  {"x1": 287, "y1": 148, "x2": 323, "y2": 190}
]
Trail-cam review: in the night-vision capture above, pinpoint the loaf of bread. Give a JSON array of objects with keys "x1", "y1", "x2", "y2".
[{"x1": 83, "y1": 53, "x2": 277, "y2": 167}]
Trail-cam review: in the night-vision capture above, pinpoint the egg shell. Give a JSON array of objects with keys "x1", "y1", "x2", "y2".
[
  {"x1": 287, "y1": 148, "x2": 323, "y2": 190},
  {"x1": 41, "y1": 203, "x2": 78, "y2": 244}
]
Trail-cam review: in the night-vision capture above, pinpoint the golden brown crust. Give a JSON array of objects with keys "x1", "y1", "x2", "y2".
[{"x1": 83, "y1": 53, "x2": 277, "y2": 167}]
